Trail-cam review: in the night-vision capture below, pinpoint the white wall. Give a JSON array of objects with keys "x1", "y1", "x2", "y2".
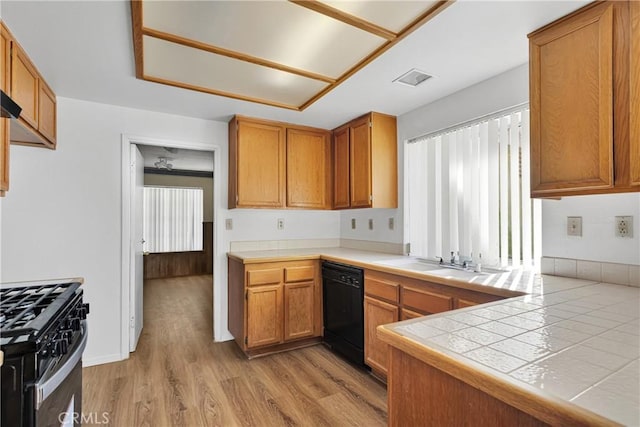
[
  {"x1": 542, "y1": 193, "x2": 640, "y2": 265},
  {"x1": 0, "y1": 97, "x2": 340, "y2": 365},
  {"x1": 390, "y1": 62, "x2": 640, "y2": 267},
  {"x1": 341, "y1": 64, "x2": 530, "y2": 248}
]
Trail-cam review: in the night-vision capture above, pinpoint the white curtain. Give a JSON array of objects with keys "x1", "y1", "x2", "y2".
[
  {"x1": 143, "y1": 186, "x2": 204, "y2": 253},
  {"x1": 406, "y1": 107, "x2": 541, "y2": 269}
]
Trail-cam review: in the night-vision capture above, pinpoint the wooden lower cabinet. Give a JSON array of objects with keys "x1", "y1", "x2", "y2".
[
  {"x1": 228, "y1": 257, "x2": 322, "y2": 357},
  {"x1": 283, "y1": 281, "x2": 314, "y2": 341},
  {"x1": 400, "y1": 308, "x2": 424, "y2": 321},
  {"x1": 247, "y1": 284, "x2": 282, "y2": 348},
  {"x1": 364, "y1": 295, "x2": 398, "y2": 377},
  {"x1": 363, "y1": 269, "x2": 508, "y2": 377}
]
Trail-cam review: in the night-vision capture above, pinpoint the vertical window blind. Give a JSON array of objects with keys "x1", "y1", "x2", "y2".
[
  {"x1": 143, "y1": 186, "x2": 204, "y2": 253},
  {"x1": 406, "y1": 106, "x2": 541, "y2": 269}
]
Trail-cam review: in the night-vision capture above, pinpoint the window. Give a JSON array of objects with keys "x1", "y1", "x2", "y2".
[
  {"x1": 405, "y1": 106, "x2": 541, "y2": 269},
  {"x1": 143, "y1": 186, "x2": 204, "y2": 253}
]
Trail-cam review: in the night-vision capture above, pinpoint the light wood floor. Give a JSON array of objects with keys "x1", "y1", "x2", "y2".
[{"x1": 83, "y1": 275, "x2": 387, "y2": 426}]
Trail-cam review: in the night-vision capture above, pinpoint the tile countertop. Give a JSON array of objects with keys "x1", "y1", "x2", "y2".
[
  {"x1": 227, "y1": 247, "x2": 583, "y2": 299},
  {"x1": 229, "y1": 247, "x2": 639, "y2": 425},
  {"x1": 380, "y1": 284, "x2": 640, "y2": 426}
]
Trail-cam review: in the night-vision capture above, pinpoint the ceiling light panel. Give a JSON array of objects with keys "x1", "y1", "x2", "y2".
[
  {"x1": 142, "y1": 0, "x2": 386, "y2": 79},
  {"x1": 143, "y1": 36, "x2": 329, "y2": 108},
  {"x1": 323, "y1": 0, "x2": 441, "y2": 33}
]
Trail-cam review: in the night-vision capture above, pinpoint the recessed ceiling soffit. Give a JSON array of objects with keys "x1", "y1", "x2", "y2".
[{"x1": 131, "y1": 0, "x2": 452, "y2": 111}]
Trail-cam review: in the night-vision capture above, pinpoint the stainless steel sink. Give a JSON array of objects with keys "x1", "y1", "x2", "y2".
[{"x1": 375, "y1": 257, "x2": 505, "y2": 275}]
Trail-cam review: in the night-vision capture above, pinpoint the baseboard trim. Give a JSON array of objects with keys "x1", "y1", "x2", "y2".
[{"x1": 83, "y1": 353, "x2": 123, "y2": 367}]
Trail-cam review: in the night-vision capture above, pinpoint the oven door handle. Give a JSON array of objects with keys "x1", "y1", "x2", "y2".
[{"x1": 35, "y1": 321, "x2": 88, "y2": 410}]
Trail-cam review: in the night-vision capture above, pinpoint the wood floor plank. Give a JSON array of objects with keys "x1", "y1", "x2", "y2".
[{"x1": 83, "y1": 275, "x2": 387, "y2": 426}]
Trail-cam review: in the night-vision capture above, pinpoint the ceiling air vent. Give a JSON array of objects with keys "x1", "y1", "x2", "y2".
[{"x1": 393, "y1": 69, "x2": 433, "y2": 87}]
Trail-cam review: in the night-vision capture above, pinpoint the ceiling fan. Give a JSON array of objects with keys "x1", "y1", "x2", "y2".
[{"x1": 154, "y1": 156, "x2": 173, "y2": 170}]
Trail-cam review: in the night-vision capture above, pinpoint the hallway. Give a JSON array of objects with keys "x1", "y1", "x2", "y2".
[{"x1": 82, "y1": 275, "x2": 387, "y2": 426}]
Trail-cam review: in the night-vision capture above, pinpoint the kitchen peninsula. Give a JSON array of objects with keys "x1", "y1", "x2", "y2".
[{"x1": 229, "y1": 247, "x2": 639, "y2": 426}]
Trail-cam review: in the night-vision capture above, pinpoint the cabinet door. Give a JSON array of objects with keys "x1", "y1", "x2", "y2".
[
  {"x1": 283, "y1": 281, "x2": 314, "y2": 341},
  {"x1": 286, "y1": 128, "x2": 330, "y2": 209},
  {"x1": 235, "y1": 120, "x2": 285, "y2": 208},
  {"x1": 529, "y1": 3, "x2": 614, "y2": 196},
  {"x1": 350, "y1": 117, "x2": 372, "y2": 208},
  {"x1": 630, "y1": 0, "x2": 640, "y2": 186},
  {"x1": 333, "y1": 126, "x2": 350, "y2": 209},
  {"x1": 364, "y1": 296, "x2": 398, "y2": 376},
  {"x1": 247, "y1": 285, "x2": 283, "y2": 348},
  {"x1": 0, "y1": 26, "x2": 9, "y2": 195},
  {"x1": 38, "y1": 81, "x2": 56, "y2": 145},
  {"x1": 11, "y1": 42, "x2": 39, "y2": 130}
]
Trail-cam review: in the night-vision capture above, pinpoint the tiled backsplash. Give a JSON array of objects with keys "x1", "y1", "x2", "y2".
[
  {"x1": 541, "y1": 257, "x2": 640, "y2": 287},
  {"x1": 229, "y1": 238, "x2": 405, "y2": 254}
]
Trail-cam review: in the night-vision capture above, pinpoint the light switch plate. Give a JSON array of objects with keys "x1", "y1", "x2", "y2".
[
  {"x1": 351, "y1": 218, "x2": 356, "y2": 229},
  {"x1": 225, "y1": 218, "x2": 233, "y2": 230},
  {"x1": 368, "y1": 219, "x2": 374, "y2": 230},
  {"x1": 567, "y1": 216, "x2": 582, "y2": 236}
]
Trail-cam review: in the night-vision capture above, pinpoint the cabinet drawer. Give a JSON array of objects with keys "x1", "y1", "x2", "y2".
[
  {"x1": 365, "y1": 277, "x2": 399, "y2": 303},
  {"x1": 402, "y1": 286, "x2": 453, "y2": 314},
  {"x1": 247, "y1": 268, "x2": 282, "y2": 286},
  {"x1": 284, "y1": 266, "x2": 314, "y2": 283}
]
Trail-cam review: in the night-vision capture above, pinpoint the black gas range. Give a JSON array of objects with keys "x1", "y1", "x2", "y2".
[{"x1": 1, "y1": 279, "x2": 89, "y2": 427}]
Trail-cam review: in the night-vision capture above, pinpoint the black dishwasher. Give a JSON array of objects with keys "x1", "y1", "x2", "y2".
[{"x1": 322, "y1": 261, "x2": 365, "y2": 367}]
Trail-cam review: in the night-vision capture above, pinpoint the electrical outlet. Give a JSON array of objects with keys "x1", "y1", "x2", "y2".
[
  {"x1": 567, "y1": 216, "x2": 582, "y2": 236},
  {"x1": 388, "y1": 217, "x2": 394, "y2": 230},
  {"x1": 615, "y1": 216, "x2": 633, "y2": 237},
  {"x1": 351, "y1": 218, "x2": 356, "y2": 229},
  {"x1": 368, "y1": 219, "x2": 374, "y2": 230},
  {"x1": 277, "y1": 218, "x2": 284, "y2": 230},
  {"x1": 225, "y1": 218, "x2": 233, "y2": 230}
]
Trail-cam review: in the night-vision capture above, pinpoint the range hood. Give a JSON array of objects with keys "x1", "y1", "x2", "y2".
[{"x1": 1, "y1": 90, "x2": 22, "y2": 119}]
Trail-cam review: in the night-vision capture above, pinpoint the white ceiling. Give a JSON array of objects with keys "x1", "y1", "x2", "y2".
[
  {"x1": 0, "y1": 1, "x2": 590, "y2": 130},
  {"x1": 137, "y1": 145, "x2": 214, "y2": 172}
]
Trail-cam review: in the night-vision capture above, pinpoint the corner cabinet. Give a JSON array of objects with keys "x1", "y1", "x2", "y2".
[
  {"x1": 228, "y1": 257, "x2": 322, "y2": 357},
  {"x1": 529, "y1": 0, "x2": 639, "y2": 197},
  {"x1": 363, "y1": 270, "x2": 506, "y2": 380},
  {"x1": 333, "y1": 112, "x2": 398, "y2": 209},
  {"x1": 228, "y1": 116, "x2": 331, "y2": 209}
]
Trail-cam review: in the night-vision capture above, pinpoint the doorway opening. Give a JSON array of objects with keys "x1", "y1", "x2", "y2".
[{"x1": 121, "y1": 135, "x2": 219, "y2": 359}]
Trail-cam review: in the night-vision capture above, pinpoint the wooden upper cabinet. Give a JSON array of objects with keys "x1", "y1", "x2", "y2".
[
  {"x1": 350, "y1": 116, "x2": 373, "y2": 208},
  {"x1": 529, "y1": 0, "x2": 639, "y2": 197},
  {"x1": 38, "y1": 80, "x2": 56, "y2": 144},
  {"x1": 2, "y1": 22, "x2": 56, "y2": 149},
  {"x1": 333, "y1": 112, "x2": 397, "y2": 209},
  {"x1": 229, "y1": 117, "x2": 285, "y2": 208},
  {"x1": 11, "y1": 41, "x2": 39, "y2": 130},
  {"x1": 1, "y1": 25, "x2": 9, "y2": 196},
  {"x1": 286, "y1": 127, "x2": 331, "y2": 209},
  {"x1": 333, "y1": 126, "x2": 350, "y2": 209},
  {"x1": 630, "y1": 0, "x2": 640, "y2": 186},
  {"x1": 229, "y1": 116, "x2": 332, "y2": 210}
]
